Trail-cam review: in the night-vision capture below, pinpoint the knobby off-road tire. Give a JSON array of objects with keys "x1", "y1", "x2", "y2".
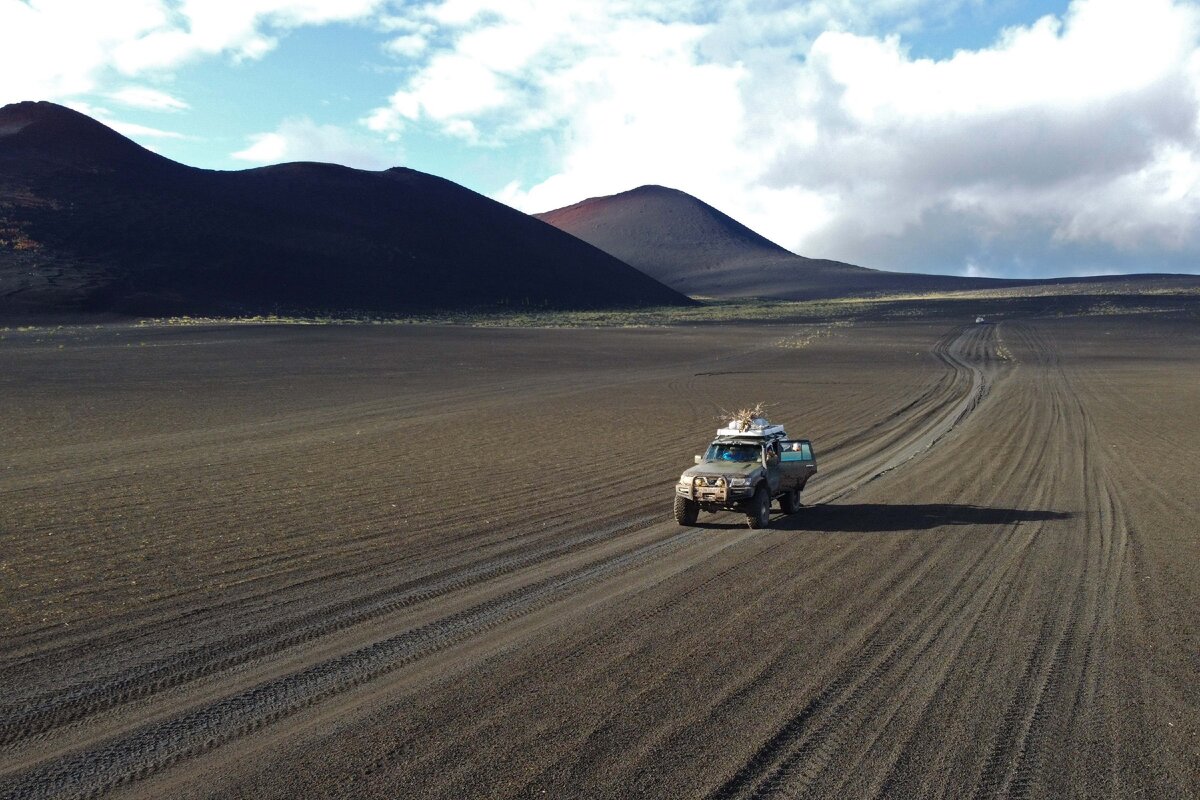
[
  {"x1": 673, "y1": 495, "x2": 699, "y2": 526},
  {"x1": 779, "y1": 488, "x2": 800, "y2": 514},
  {"x1": 746, "y1": 486, "x2": 770, "y2": 529}
]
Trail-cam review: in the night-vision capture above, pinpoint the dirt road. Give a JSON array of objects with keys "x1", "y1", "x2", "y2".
[{"x1": 1, "y1": 311, "x2": 1196, "y2": 798}]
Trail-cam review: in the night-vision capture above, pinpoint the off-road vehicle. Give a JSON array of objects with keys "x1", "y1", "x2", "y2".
[{"x1": 673, "y1": 417, "x2": 816, "y2": 529}]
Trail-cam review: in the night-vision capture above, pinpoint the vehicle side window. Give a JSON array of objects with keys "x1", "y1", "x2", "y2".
[{"x1": 801, "y1": 442, "x2": 813, "y2": 460}]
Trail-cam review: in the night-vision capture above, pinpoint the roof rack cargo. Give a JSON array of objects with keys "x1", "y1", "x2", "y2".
[{"x1": 715, "y1": 417, "x2": 787, "y2": 438}]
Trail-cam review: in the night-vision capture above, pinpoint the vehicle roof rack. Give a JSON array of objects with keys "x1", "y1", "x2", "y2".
[{"x1": 715, "y1": 417, "x2": 787, "y2": 439}]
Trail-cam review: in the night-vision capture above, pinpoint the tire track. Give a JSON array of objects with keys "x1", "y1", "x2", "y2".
[
  {"x1": 814, "y1": 324, "x2": 995, "y2": 503},
  {"x1": 706, "y1": 324, "x2": 1036, "y2": 800},
  {"x1": 0, "y1": 528, "x2": 712, "y2": 800},
  {"x1": 864, "y1": 334, "x2": 1063, "y2": 800},
  {"x1": 338, "y1": 545, "x2": 780, "y2": 798},
  {"x1": 709, "y1": 504, "x2": 1046, "y2": 800},
  {"x1": 0, "y1": 514, "x2": 663, "y2": 747},
  {"x1": 1, "y1": 323, "x2": 990, "y2": 799},
  {"x1": 967, "y1": 322, "x2": 1133, "y2": 800}
]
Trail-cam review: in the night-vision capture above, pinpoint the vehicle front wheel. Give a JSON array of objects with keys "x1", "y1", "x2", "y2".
[
  {"x1": 673, "y1": 495, "x2": 699, "y2": 526},
  {"x1": 779, "y1": 488, "x2": 800, "y2": 514},
  {"x1": 746, "y1": 486, "x2": 770, "y2": 529}
]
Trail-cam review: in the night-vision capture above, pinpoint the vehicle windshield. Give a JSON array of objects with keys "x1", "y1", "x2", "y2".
[{"x1": 704, "y1": 443, "x2": 762, "y2": 463}]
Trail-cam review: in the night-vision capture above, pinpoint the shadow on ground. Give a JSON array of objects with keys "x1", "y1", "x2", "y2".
[{"x1": 693, "y1": 503, "x2": 1073, "y2": 533}]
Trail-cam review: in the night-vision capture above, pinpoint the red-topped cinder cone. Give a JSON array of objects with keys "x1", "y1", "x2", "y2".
[{"x1": 536, "y1": 184, "x2": 989, "y2": 299}]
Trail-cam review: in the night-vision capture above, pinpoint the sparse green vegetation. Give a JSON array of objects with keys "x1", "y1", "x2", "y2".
[
  {"x1": 2, "y1": 283, "x2": 1195, "y2": 334},
  {"x1": 134, "y1": 299, "x2": 851, "y2": 328},
  {"x1": 127, "y1": 284, "x2": 1200, "y2": 329},
  {"x1": 775, "y1": 319, "x2": 855, "y2": 348}
]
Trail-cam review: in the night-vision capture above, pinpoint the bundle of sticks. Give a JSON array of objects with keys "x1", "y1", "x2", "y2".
[{"x1": 719, "y1": 402, "x2": 770, "y2": 432}]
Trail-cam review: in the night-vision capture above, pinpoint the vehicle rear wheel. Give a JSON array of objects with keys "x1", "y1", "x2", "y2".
[
  {"x1": 779, "y1": 488, "x2": 800, "y2": 514},
  {"x1": 673, "y1": 495, "x2": 699, "y2": 526},
  {"x1": 746, "y1": 486, "x2": 770, "y2": 529}
]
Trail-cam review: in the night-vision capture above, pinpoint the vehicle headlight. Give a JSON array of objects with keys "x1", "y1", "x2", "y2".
[
  {"x1": 679, "y1": 475, "x2": 692, "y2": 485},
  {"x1": 728, "y1": 477, "x2": 749, "y2": 487}
]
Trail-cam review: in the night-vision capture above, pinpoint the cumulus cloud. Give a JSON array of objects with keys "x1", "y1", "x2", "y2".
[
  {"x1": 384, "y1": 34, "x2": 428, "y2": 58},
  {"x1": 761, "y1": 0, "x2": 1200, "y2": 273},
  {"x1": 111, "y1": 0, "x2": 385, "y2": 74},
  {"x1": 0, "y1": 0, "x2": 385, "y2": 105},
  {"x1": 374, "y1": 0, "x2": 1200, "y2": 277},
  {"x1": 6, "y1": 0, "x2": 1200, "y2": 277},
  {"x1": 369, "y1": 0, "x2": 760, "y2": 222},
  {"x1": 368, "y1": 3, "x2": 719, "y2": 143},
  {"x1": 232, "y1": 116, "x2": 400, "y2": 169},
  {"x1": 66, "y1": 101, "x2": 187, "y2": 139},
  {"x1": 0, "y1": 0, "x2": 164, "y2": 101},
  {"x1": 107, "y1": 86, "x2": 190, "y2": 111}
]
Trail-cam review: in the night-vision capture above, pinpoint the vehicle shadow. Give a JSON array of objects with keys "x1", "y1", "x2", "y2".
[{"x1": 692, "y1": 503, "x2": 1073, "y2": 533}]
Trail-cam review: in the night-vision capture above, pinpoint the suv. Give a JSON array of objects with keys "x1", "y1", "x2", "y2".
[{"x1": 673, "y1": 419, "x2": 817, "y2": 529}]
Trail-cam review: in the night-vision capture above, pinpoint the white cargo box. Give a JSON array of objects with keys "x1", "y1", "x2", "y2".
[{"x1": 716, "y1": 418, "x2": 787, "y2": 438}]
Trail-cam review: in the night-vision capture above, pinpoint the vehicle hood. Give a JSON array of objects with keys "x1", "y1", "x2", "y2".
[{"x1": 681, "y1": 461, "x2": 762, "y2": 480}]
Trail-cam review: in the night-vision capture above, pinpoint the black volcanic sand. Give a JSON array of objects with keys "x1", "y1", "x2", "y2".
[{"x1": 0, "y1": 302, "x2": 1197, "y2": 799}]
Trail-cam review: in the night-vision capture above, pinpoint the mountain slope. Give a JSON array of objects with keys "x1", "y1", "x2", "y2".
[
  {"x1": 536, "y1": 185, "x2": 989, "y2": 299},
  {"x1": 0, "y1": 102, "x2": 692, "y2": 318}
]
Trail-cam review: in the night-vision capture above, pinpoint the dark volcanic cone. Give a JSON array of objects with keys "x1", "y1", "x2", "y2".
[{"x1": 0, "y1": 102, "x2": 692, "y2": 319}]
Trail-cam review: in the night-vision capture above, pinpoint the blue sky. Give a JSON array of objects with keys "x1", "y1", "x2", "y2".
[{"x1": 4, "y1": 0, "x2": 1199, "y2": 279}]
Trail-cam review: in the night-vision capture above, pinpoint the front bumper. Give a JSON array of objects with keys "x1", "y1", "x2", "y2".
[{"x1": 676, "y1": 480, "x2": 753, "y2": 504}]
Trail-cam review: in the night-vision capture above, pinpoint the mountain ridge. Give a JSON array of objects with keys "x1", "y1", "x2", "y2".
[{"x1": 0, "y1": 101, "x2": 692, "y2": 319}]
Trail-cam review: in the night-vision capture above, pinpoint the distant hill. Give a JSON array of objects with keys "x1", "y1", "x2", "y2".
[
  {"x1": 0, "y1": 102, "x2": 692, "y2": 319},
  {"x1": 537, "y1": 185, "x2": 995, "y2": 299}
]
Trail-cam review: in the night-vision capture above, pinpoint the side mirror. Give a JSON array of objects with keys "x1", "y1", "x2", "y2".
[{"x1": 694, "y1": 455, "x2": 702, "y2": 464}]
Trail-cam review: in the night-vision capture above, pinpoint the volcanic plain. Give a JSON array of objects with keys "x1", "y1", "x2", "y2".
[{"x1": 1, "y1": 294, "x2": 1198, "y2": 799}]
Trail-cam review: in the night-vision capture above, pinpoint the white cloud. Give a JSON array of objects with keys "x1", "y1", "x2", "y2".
[
  {"x1": 385, "y1": 33, "x2": 428, "y2": 57},
  {"x1": 108, "y1": 119, "x2": 189, "y2": 140},
  {"x1": 0, "y1": 0, "x2": 168, "y2": 102},
  {"x1": 372, "y1": 0, "x2": 1200, "y2": 277},
  {"x1": 232, "y1": 116, "x2": 400, "y2": 169},
  {"x1": 763, "y1": 0, "x2": 1200, "y2": 272},
  {"x1": 233, "y1": 132, "x2": 290, "y2": 163},
  {"x1": 365, "y1": 0, "x2": 959, "y2": 234},
  {"x1": 65, "y1": 100, "x2": 187, "y2": 139},
  {"x1": 396, "y1": 52, "x2": 512, "y2": 128},
  {"x1": 6, "y1": 0, "x2": 1200, "y2": 277},
  {"x1": 112, "y1": 0, "x2": 385, "y2": 72},
  {"x1": 107, "y1": 86, "x2": 190, "y2": 111},
  {"x1": 0, "y1": 0, "x2": 385, "y2": 105}
]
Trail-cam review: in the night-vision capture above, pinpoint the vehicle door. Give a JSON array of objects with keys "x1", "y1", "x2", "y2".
[
  {"x1": 779, "y1": 440, "x2": 817, "y2": 489},
  {"x1": 762, "y1": 442, "x2": 782, "y2": 494}
]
